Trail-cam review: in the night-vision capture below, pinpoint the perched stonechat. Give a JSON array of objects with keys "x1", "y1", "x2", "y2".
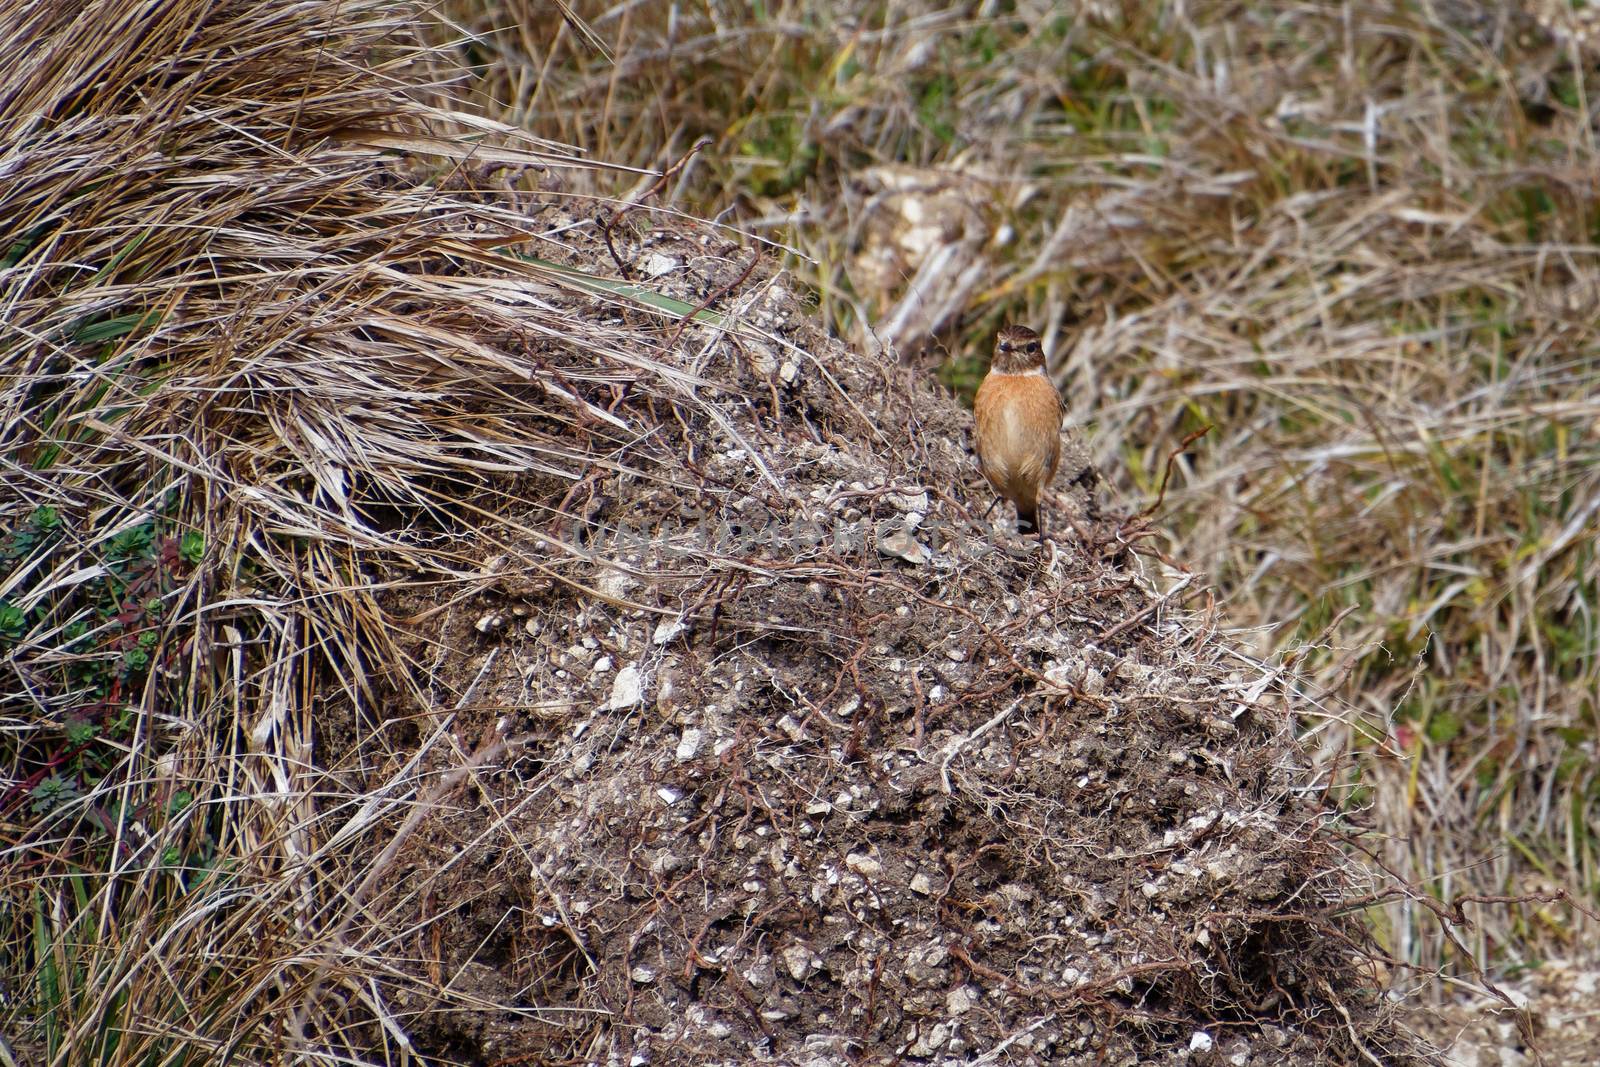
[{"x1": 973, "y1": 324, "x2": 1063, "y2": 536}]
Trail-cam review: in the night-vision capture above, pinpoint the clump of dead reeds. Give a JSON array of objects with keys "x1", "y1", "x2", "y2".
[
  {"x1": 0, "y1": 0, "x2": 724, "y2": 1059},
  {"x1": 453, "y1": 0, "x2": 1600, "y2": 978}
]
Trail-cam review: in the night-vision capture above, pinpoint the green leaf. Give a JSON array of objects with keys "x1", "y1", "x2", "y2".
[
  {"x1": 93, "y1": 229, "x2": 150, "y2": 282},
  {"x1": 0, "y1": 600, "x2": 26, "y2": 640},
  {"x1": 31, "y1": 774, "x2": 78, "y2": 814},
  {"x1": 105, "y1": 523, "x2": 155, "y2": 564},
  {"x1": 510, "y1": 254, "x2": 730, "y2": 326},
  {"x1": 72, "y1": 309, "x2": 163, "y2": 344},
  {"x1": 34, "y1": 892, "x2": 62, "y2": 1057},
  {"x1": 1, "y1": 221, "x2": 54, "y2": 269},
  {"x1": 178, "y1": 530, "x2": 205, "y2": 565},
  {"x1": 1426, "y1": 710, "x2": 1462, "y2": 745}
]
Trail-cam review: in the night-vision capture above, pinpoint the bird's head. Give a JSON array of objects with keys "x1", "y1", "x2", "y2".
[{"x1": 992, "y1": 324, "x2": 1045, "y2": 374}]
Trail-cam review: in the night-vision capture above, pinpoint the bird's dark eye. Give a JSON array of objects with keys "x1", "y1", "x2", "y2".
[
  {"x1": 1027, "y1": 342, "x2": 1040, "y2": 353},
  {"x1": 999, "y1": 342, "x2": 1011, "y2": 352}
]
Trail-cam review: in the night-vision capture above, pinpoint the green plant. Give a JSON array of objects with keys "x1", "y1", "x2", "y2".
[
  {"x1": 30, "y1": 775, "x2": 78, "y2": 815},
  {"x1": 0, "y1": 600, "x2": 25, "y2": 640},
  {"x1": 178, "y1": 529, "x2": 204, "y2": 565}
]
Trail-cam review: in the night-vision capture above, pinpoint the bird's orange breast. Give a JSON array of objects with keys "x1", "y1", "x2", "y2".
[{"x1": 973, "y1": 371, "x2": 1063, "y2": 503}]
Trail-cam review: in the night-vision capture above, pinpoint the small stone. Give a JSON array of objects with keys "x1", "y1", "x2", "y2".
[
  {"x1": 642, "y1": 252, "x2": 679, "y2": 278},
  {"x1": 676, "y1": 728, "x2": 703, "y2": 761},
  {"x1": 656, "y1": 786, "x2": 683, "y2": 804},
  {"x1": 1190, "y1": 1032, "x2": 1214, "y2": 1053},
  {"x1": 656, "y1": 669, "x2": 678, "y2": 713},
  {"x1": 909, "y1": 871, "x2": 937, "y2": 895},
  {"x1": 474, "y1": 612, "x2": 504, "y2": 634},
  {"x1": 781, "y1": 943, "x2": 818, "y2": 980},
  {"x1": 908, "y1": 1022, "x2": 950, "y2": 1057},
  {"x1": 630, "y1": 965, "x2": 657, "y2": 984},
  {"x1": 592, "y1": 655, "x2": 613, "y2": 675},
  {"x1": 607, "y1": 666, "x2": 643, "y2": 709},
  {"x1": 596, "y1": 570, "x2": 636, "y2": 600},
  {"x1": 778, "y1": 715, "x2": 806, "y2": 741},
  {"x1": 946, "y1": 985, "x2": 978, "y2": 1014},
  {"x1": 846, "y1": 853, "x2": 882, "y2": 877},
  {"x1": 743, "y1": 959, "x2": 772, "y2": 987},
  {"x1": 886, "y1": 489, "x2": 929, "y2": 512},
  {"x1": 653, "y1": 618, "x2": 687, "y2": 645},
  {"x1": 778, "y1": 360, "x2": 799, "y2": 384},
  {"x1": 906, "y1": 942, "x2": 947, "y2": 979},
  {"x1": 876, "y1": 528, "x2": 930, "y2": 565},
  {"x1": 748, "y1": 346, "x2": 778, "y2": 375}
]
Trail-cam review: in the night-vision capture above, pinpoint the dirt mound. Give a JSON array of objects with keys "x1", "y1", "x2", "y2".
[{"x1": 318, "y1": 191, "x2": 1429, "y2": 1065}]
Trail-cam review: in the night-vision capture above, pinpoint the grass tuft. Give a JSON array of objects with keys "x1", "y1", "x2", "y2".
[{"x1": 0, "y1": 0, "x2": 750, "y2": 1059}]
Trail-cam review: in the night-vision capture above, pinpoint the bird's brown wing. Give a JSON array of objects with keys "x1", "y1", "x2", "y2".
[
  {"x1": 1044, "y1": 387, "x2": 1064, "y2": 485},
  {"x1": 1011, "y1": 377, "x2": 1063, "y2": 490}
]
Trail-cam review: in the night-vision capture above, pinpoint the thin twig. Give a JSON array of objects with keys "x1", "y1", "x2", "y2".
[
  {"x1": 660, "y1": 242, "x2": 763, "y2": 355},
  {"x1": 1138, "y1": 425, "x2": 1212, "y2": 520},
  {"x1": 597, "y1": 137, "x2": 713, "y2": 276}
]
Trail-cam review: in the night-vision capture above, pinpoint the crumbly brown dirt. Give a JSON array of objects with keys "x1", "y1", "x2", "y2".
[{"x1": 319, "y1": 182, "x2": 1430, "y2": 1066}]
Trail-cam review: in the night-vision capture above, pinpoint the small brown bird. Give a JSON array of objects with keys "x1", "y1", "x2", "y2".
[{"x1": 973, "y1": 324, "x2": 1063, "y2": 536}]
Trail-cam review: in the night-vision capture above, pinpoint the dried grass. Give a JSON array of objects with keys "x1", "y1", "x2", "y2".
[{"x1": 0, "y1": 0, "x2": 756, "y2": 1059}]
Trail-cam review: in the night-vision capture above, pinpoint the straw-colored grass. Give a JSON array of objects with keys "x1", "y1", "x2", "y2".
[
  {"x1": 0, "y1": 0, "x2": 732, "y2": 1060},
  {"x1": 441, "y1": 0, "x2": 1600, "y2": 978}
]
